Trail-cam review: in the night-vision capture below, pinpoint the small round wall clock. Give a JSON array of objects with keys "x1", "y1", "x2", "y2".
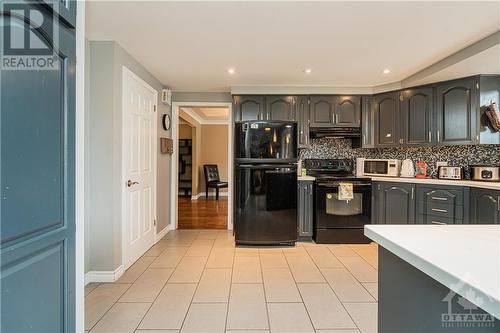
[{"x1": 162, "y1": 114, "x2": 171, "y2": 131}]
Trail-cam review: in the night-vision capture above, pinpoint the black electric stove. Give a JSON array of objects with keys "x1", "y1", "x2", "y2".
[{"x1": 304, "y1": 159, "x2": 372, "y2": 244}]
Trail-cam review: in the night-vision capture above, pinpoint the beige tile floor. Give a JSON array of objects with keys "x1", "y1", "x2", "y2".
[{"x1": 85, "y1": 229, "x2": 378, "y2": 333}]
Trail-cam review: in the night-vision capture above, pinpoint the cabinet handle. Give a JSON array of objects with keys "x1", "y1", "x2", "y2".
[
  {"x1": 437, "y1": 130, "x2": 440, "y2": 142},
  {"x1": 431, "y1": 208, "x2": 448, "y2": 213},
  {"x1": 431, "y1": 221, "x2": 447, "y2": 225},
  {"x1": 411, "y1": 188, "x2": 414, "y2": 199},
  {"x1": 363, "y1": 134, "x2": 366, "y2": 144},
  {"x1": 428, "y1": 131, "x2": 432, "y2": 142},
  {"x1": 476, "y1": 134, "x2": 479, "y2": 142},
  {"x1": 431, "y1": 197, "x2": 448, "y2": 201},
  {"x1": 497, "y1": 196, "x2": 500, "y2": 211},
  {"x1": 309, "y1": 185, "x2": 313, "y2": 195}
]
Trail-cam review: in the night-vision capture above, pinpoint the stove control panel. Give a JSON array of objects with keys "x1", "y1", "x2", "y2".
[{"x1": 303, "y1": 159, "x2": 353, "y2": 172}]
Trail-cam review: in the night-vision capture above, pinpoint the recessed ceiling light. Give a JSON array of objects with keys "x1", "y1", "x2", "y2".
[
  {"x1": 227, "y1": 68, "x2": 235, "y2": 74},
  {"x1": 383, "y1": 69, "x2": 391, "y2": 74},
  {"x1": 304, "y1": 69, "x2": 312, "y2": 74}
]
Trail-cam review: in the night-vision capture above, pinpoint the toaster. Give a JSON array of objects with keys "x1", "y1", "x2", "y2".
[
  {"x1": 437, "y1": 166, "x2": 463, "y2": 180},
  {"x1": 470, "y1": 166, "x2": 500, "y2": 181}
]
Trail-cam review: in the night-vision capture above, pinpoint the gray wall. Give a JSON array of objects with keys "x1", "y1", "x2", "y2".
[
  {"x1": 172, "y1": 91, "x2": 232, "y2": 103},
  {"x1": 86, "y1": 41, "x2": 172, "y2": 273}
]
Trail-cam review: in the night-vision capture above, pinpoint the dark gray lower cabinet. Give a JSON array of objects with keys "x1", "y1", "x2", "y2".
[
  {"x1": 416, "y1": 185, "x2": 469, "y2": 225},
  {"x1": 470, "y1": 188, "x2": 500, "y2": 224},
  {"x1": 298, "y1": 181, "x2": 314, "y2": 238},
  {"x1": 373, "y1": 182, "x2": 415, "y2": 224}
]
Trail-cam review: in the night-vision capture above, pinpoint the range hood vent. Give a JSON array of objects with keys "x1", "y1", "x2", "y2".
[{"x1": 309, "y1": 127, "x2": 362, "y2": 148}]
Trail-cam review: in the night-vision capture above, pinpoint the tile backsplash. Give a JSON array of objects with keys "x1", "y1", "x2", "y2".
[{"x1": 300, "y1": 138, "x2": 500, "y2": 178}]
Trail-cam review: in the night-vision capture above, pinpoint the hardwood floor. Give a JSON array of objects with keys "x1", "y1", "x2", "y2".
[{"x1": 178, "y1": 196, "x2": 228, "y2": 229}]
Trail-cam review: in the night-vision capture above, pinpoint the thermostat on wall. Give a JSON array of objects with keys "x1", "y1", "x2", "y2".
[{"x1": 161, "y1": 89, "x2": 172, "y2": 105}]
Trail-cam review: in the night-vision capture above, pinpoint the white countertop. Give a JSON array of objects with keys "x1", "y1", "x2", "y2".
[
  {"x1": 370, "y1": 176, "x2": 500, "y2": 190},
  {"x1": 298, "y1": 175, "x2": 315, "y2": 181},
  {"x1": 365, "y1": 225, "x2": 500, "y2": 319}
]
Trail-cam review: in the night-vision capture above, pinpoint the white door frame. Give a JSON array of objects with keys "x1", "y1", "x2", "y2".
[
  {"x1": 121, "y1": 66, "x2": 158, "y2": 270},
  {"x1": 171, "y1": 102, "x2": 233, "y2": 230}
]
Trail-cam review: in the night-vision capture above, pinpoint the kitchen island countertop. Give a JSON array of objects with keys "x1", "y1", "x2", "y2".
[{"x1": 365, "y1": 224, "x2": 500, "y2": 319}]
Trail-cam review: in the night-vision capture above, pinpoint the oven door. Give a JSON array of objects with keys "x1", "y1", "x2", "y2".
[{"x1": 315, "y1": 181, "x2": 371, "y2": 229}]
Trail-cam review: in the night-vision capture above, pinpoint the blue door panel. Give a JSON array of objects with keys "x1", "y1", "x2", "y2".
[
  {"x1": 1, "y1": 67, "x2": 65, "y2": 244},
  {"x1": 1, "y1": 239, "x2": 65, "y2": 332},
  {"x1": 1, "y1": 3, "x2": 75, "y2": 331}
]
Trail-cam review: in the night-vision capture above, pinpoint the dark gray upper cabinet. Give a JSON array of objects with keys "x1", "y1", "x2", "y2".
[
  {"x1": 470, "y1": 188, "x2": 500, "y2": 224},
  {"x1": 374, "y1": 182, "x2": 415, "y2": 224},
  {"x1": 373, "y1": 92, "x2": 400, "y2": 147},
  {"x1": 266, "y1": 96, "x2": 296, "y2": 121},
  {"x1": 335, "y1": 96, "x2": 361, "y2": 127},
  {"x1": 361, "y1": 96, "x2": 374, "y2": 148},
  {"x1": 309, "y1": 96, "x2": 336, "y2": 127},
  {"x1": 478, "y1": 75, "x2": 500, "y2": 144},
  {"x1": 233, "y1": 95, "x2": 265, "y2": 121},
  {"x1": 296, "y1": 96, "x2": 310, "y2": 148},
  {"x1": 400, "y1": 87, "x2": 433, "y2": 146},
  {"x1": 435, "y1": 77, "x2": 479, "y2": 145}
]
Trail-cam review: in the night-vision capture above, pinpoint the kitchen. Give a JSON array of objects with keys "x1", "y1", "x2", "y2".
[{"x1": 233, "y1": 74, "x2": 500, "y2": 332}]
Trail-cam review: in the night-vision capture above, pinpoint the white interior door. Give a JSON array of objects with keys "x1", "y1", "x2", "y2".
[{"x1": 122, "y1": 67, "x2": 157, "y2": 269}]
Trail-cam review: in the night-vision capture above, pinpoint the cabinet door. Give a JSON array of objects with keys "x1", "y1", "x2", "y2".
[
  {"x1": 361, "y1": 96, "x2": 374, "y2": 148},
  {"x1": 266, "y1": 96, "x2": 296, "y2": 121},
  {"x1": 298, "y1": 182, "x2": 313, "y2": 237},
  {"x1": 470, "y1": 189, "x2": 500, "y2": 224},
  {"x1": 309, "y1": 96, "x2": 336, "y2": 127},
  {"x1": 435, "y1": 78, "x2": 479, "y2": 145},
  {"x1": 401, "y1": 87, "x2": 433, "y2": 146},
  {"x1": 377, "y1": 183, "x2": 415, "y2": 224},
  {"x1": 335, "y1": 96, "x2": 361, "y2": 127},
  {"x1": 374, "y1": 92, "x2": 400, "y2": 147},
  {"x1": 296, "y1": 96, "x2": 310, "y2": 148},
  {"x1": 233, "y1": 95, "x2": 265, "y2": 121}
]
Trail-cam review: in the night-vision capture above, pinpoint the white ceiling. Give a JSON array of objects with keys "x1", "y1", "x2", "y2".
[
  {"x1": 180, "y1": 107, "x2": 229, "y2": 124},
  {"x1": 86, "y1": 1, "x2": 500, "y2": 92}
]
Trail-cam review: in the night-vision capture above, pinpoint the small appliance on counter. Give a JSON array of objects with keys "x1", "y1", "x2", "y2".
[
  {"x1": 437, "y1": 166, "x2": 464, "y2": 180},
  {"x1": 357, "y1": 158, "x2": 401, "y2": 177},
  {"x1": 400, "y1": 159, "x2": 415, "y2": 178},
  {"x1": 415, "y1": 161, "x2": 428, "y2": 179},
  {"x1": 470, "y1": 166, "x2": 500, "y2": 182}
]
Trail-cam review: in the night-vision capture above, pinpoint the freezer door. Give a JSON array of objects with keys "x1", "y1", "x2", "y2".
[{"x1": 235, "y1": 165, "x2": 297, "y2": 244}]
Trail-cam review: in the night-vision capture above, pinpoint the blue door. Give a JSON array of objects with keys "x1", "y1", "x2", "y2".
[{"x1": 1, "y1": 2, "x2": 76, "y2": 331}]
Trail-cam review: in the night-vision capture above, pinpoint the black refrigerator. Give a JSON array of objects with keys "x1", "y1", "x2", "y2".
[{"x1": 234, "y1": 121, "x2": 298, "y2": 246}]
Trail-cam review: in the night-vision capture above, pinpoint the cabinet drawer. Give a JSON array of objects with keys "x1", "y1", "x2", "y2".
[
  {"x1": 424, "y1": 215, "x2": 461, "y2": 225},
  {"x1": 421, "y1": 201, "x2": 464, "y2": 220},
  {"x1": 422, "y1": 188, "x2": 464, "y2": 206}
]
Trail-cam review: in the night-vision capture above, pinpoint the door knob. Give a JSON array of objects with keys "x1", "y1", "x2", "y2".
[{"x1": 127, "y1": 180, "x2": 139, "y2": 187}]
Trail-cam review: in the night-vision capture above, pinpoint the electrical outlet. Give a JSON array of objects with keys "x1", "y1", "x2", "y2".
[{"x1": 436, "y1": 161, "x2": 448, "y2": 168}]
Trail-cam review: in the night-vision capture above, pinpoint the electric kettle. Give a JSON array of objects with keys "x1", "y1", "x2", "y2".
[{"x1": 400, "y1": 159, "x2": 415, "y2": 178}]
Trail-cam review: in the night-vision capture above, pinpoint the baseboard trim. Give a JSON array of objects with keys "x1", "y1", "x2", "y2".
[
  {"x1": 85, "y1": 265, "x2": 124, "y2": 285},
  {"x1": 191, "y1": 192, "x2": 229, "y2": 200},
  {"x1": 155, "y1": 224, "x2": 170, "y2": 242}
]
